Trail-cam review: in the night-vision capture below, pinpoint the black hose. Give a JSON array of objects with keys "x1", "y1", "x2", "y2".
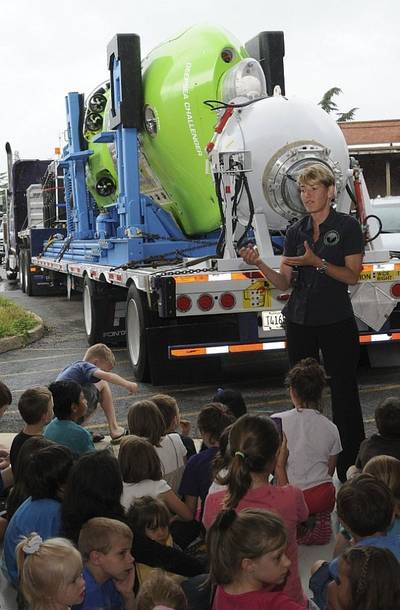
[
  {"x1": 236, "y1": 174, "x2": 255, "y2": 251},
  {"x1": 214, "y1": 173, "x2": 226, "y2": 257},
  {"x1": 203, "y1": 96, "x2": 268, "y2": 112},
  {"x1": 346, "y1": 184, "x2": 358, "y2": 206},
  {"x1": 364, "y1": 214, "x2": 383, "y2": 243}
]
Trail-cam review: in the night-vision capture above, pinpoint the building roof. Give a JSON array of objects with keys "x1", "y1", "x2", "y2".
[{"x1": 339, "y1": 119, "x2": 400, "y2": 152}]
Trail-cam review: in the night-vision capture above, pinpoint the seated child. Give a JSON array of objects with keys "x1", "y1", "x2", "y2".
[
  {"x1": 327, "y1": 546, "x2": 400, "y2": 610},
  {"x1": 364, "y1": 454, "x2": 400, "y2": 536},
  {"x1": 57, "y1": 343, "x2": 138, "y2": 441},
  {"x1": 45, "y1": 380, "x2": 95, "y2": 456},
  {"x1": 0, "y1": 381, "x2": 14, "y2": 493},
  {"x1": 212, "y1": 388, "x2": 247, "y2": 419},
  {"x1": 207, "y1": 508, "x2": 305, "y2": 610},
  {"x1": 352, "y1": 397, "x2": 400, "y2": 473},
  {"x1": 127, "y1": 496, "x2": 205, "y2": 583},
  {"x1": 310, "y1": 474, "x2": 400, "y2": 610},
  {"x1": 207, "y1": 423, "x2": 233, "y2": 495},
  {"x1": 335, "y1": 455, "x2": 400, "y2": 556},
  {"x1": 61, "y1": 449, "x2": 126, "y2": 544},
  {"x1": 3, "y1": 444, "x2": 74, "y2": 586},
  {"x1": 274, "y1": 358, "x2": 342, "y2": 544},
  {"x1": 0, "y1": 437, "x2": 53, "y2": 541},
  {"x1": 17, "y1": 533, "x2": 85, "y2": 609},
  {"x1": 128, "y1": 400, "x2": 187, "y2": 493},
  {"x1": 136, "y1": 569, "x2": 188, "y2": 610},
  {"x1": 151, "y1": 393, "x2": 197, "y2": 458},
  {"x1": 179, "y1": 403, "x2": 233, "y2": 519},
  {"x1": 75, "y1": 516, "x2": 135, "y2": 610},
  {"x1": 118, "y1": 435, "x2": 192, "y2": 522},
  {"x1": 10, "y1": 386, "x2": 53, "y2": 470},
  {"x1": 202, "y1": 414, "x2": 308, "y2": 606}
]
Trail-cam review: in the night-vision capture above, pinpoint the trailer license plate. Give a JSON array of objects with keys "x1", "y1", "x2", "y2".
[{"x1": 262, "y1": 310, "x2": 284, "y2": 331}]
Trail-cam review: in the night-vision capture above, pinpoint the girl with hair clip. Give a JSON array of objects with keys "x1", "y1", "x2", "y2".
[
  {"x1": 274, "y1": 357, "x2": 342, "y2": 545},
  {"x1": 203, "y1": 414, "x2": 308, "y2": 606},
  {"x1": 327, "y1": 546, "x2": 400, "y2": 610},
  {"x1": 118, "y1": 435, "x2": 192, "y2": 522},
  {"x1": 207, "y1": 508, "x2": 306, "y2": 610},
  {"x1": 16, "y1": 532, "x2": 85, "y2": 610}
]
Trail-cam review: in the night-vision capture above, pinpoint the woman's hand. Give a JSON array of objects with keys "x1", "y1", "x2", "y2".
[
  {"x1": 239, "y1": 244, "x2": 261, "y2": 267},
  {"x1": 283, "y1": 241, "x2": 320, "y2": 268}
]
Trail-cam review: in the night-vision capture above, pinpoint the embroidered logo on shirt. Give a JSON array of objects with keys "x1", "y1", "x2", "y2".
[{"x1": 324, "y1": 230, "x2": 340, "y2": 246}]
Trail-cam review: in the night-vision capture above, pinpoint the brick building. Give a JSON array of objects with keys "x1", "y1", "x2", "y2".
[{"x1": 339, "y1": 119, "x2": 400, "y2": 197}]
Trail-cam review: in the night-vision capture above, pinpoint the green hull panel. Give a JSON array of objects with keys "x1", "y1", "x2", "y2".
[
  {"x1": 141, "y1": 25, "x2": 247, "y2": 235},
  {"x1": 85, "y1": 25, "x2": 248, "y2": 235}
]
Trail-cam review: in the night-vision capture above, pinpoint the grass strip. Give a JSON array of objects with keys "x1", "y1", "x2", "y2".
[{"x1": 0, "y1": 296, "x2": 37, "y2": 339}]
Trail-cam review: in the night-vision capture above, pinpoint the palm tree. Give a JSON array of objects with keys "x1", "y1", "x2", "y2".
[{"x1": 318, "y1": 87, "x2": 358, "y2": 122}]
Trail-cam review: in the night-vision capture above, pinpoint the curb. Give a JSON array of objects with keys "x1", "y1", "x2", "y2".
[{"x1": 0, "y1": 312, "x2": 45, "y2": 354}]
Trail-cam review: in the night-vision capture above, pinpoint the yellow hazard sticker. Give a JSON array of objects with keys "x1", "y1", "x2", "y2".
[
  {"x1": 242, "y1": 279, "x2": 272, "y2": 308},
  {"x1": 360, "y1": 270, "x2": 400, "y2": 282}
]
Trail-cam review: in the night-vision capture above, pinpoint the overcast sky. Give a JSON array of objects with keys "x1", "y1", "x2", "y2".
[{"x1": 1, "y1": 0, "x2": 399, "y2": 174}]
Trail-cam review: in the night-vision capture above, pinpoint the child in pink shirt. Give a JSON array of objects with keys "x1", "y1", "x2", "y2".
[
  {"x1": 203, "y1": 414, "x2": 308, "y2": 606},
  {"x1": 207, "y1": 508, "x2": 306, "y2": 610}
]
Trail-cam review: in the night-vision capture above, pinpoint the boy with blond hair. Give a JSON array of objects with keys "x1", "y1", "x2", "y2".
[
  {"x1": 75, "y1": 517, "x2": 135, "y2": 610},
  {"x1": 10, "y1": 386, "x2": 53, "y2": 470},
  {"x1": 57, "y1": 343, "x2": 138, "y2": 441}
]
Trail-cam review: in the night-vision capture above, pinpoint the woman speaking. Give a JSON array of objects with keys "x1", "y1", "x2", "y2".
[{"x1": 240, "y1": 164, "x2": 365, "y2": 481}]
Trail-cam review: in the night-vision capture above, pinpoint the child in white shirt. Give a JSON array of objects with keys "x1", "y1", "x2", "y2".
[{"x1": 274, "y1": 357, "x2": 342, "y2": 544}]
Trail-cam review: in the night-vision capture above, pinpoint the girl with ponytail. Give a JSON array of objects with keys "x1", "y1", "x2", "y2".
[
  {"x1": 275, "y1": 357, "x2": 342, "y2": 544},
  {"x1": 203, "y1": 415, "x2": 308, "y2": 606},
  {"x1": 207, "y1": 509, "x2": 305, "y2": 610}
]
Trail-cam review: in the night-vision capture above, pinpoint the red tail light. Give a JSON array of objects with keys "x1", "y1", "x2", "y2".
[
  {"x1": 390, "y1": 283, "x2": 400, "y2": 299},
  {"x1": 176, "y1": 294, "x2": 192, "y2": 312},
  {"x1": 219, "y1": 292, "x2": 235, "y2": 309},
  {"x1": 197, "y1": 293, "x2": 214, "y2": 311}
]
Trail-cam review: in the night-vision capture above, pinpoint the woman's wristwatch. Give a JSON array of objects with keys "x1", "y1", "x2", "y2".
[{"x1": 316, "y1": 258, "x2": 328, "y2": 274}]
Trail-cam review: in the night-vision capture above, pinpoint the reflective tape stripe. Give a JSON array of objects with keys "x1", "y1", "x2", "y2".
[
  {"x1": 170, "y1": 340, "x2": 286, "y2": 358},
  {"x1": 170, "y1": 347, "x2": 207, "y2": 357},
  {"x1": 362, "y1": 263, "x2": 400, "y2": 272},
  {"x1": 174, "y1": 270, "x2": 265, "y2": 284},
  {"x1": 360, "y1": 332, "x2": 400, "y2": 344},
  {"x1": 108, "y1": 272, "x2": 123, "y2": 282},
  {"x1": 170, "y1": 333, "x2": 400, "y2": 359}
]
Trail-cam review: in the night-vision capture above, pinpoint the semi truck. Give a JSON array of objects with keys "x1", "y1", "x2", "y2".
[{"x1": 4, "y1": 25, "x2": 400, "y2": 383}]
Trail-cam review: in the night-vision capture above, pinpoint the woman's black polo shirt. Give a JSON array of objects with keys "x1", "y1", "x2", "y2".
[{"x1": 282, "y1": 208, "x2": 363, "y2": 326}]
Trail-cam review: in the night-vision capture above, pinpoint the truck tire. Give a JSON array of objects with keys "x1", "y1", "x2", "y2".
[
  {"x1": 19, "y1": 251, "x2": 26, "y2": 293},
  {"x1": 6, "y1": 268, "x2": 17, "y2": 281},
  {"x1": 126, "y1": 283, "x2": 150, "y2": 381},
  {"x1": 83, "y1": 275, "x2": 108, "y2": 344}
]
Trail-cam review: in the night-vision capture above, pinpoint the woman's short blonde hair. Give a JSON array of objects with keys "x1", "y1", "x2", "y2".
[
  {"x1": 16, "y1": 534, "x2": 82, "y2": 610},
  {"x1": 297, "y1": 163, "x2": 335, "y2": 188}
]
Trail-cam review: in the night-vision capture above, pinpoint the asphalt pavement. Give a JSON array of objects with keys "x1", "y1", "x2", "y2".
[{"x1": 0, "y1": 271, "x2": 400, "y2": 438}]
